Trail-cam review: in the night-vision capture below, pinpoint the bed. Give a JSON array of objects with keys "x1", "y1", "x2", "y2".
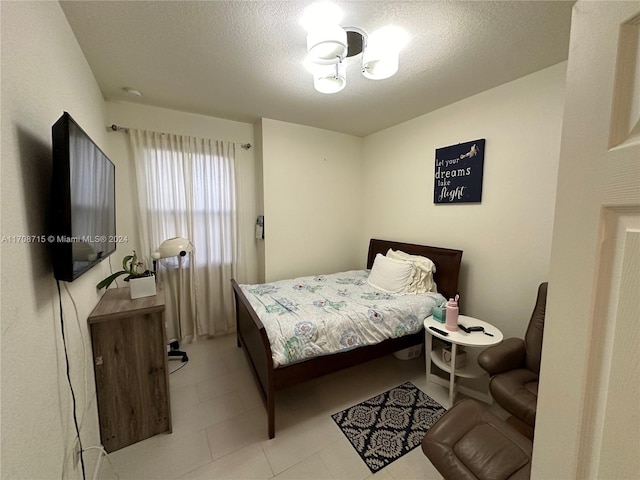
[{"x1": 231, "y1": 238, "x2": 463, "y2": 438}]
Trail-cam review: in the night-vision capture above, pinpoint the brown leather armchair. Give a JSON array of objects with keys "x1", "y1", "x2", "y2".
[
  {"x1": 422, "y1": 399, "x2": 532, "y2": 480},
  {"x1": 478, "y1": 282, "x2": 548, "y2": 439}
]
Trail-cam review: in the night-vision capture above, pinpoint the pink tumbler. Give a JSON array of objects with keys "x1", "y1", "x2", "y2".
[{"x1": 445, "y1": 296, "x2": 459, "y2": 331}]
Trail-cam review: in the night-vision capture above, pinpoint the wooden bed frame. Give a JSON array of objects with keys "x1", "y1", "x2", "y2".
[{"x1": 231, "y1": 238, "x2": 463, "y2": 438}]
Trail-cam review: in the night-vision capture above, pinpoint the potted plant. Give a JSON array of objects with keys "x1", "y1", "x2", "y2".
[{"x1": 97, "y1": 250, "x2": 156, "y2": 299}]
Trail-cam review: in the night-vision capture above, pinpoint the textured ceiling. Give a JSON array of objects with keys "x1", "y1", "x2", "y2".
[{"x1": 60, "y1": 1, "x2": 574, "y2": 137}]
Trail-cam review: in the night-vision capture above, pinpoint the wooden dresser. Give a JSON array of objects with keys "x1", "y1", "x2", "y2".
[{"x1": 88, "y1": 287, "x2": 171, "y2": 452}]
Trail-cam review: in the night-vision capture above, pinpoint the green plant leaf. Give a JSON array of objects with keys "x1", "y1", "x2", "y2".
[
  {"x1": 96, "y1": 270, "x2": 127, "y2": 290},
  {"x1": 98, "y1": 250, "x2": 143, "y2": 290},
  {"x1": 122, "y1": 254, "x2": 133, "y2": 272}
]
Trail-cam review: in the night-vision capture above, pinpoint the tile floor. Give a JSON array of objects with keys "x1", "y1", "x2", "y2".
[{"x1": 95, "y1": 334, "x2": 489, "y2": 480}]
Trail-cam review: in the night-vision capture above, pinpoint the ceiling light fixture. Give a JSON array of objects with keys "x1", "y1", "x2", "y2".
[{"x1": 302, "y1": 3, "x2": 408, "y2": 94}]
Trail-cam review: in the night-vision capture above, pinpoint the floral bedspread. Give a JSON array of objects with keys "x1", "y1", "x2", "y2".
[{"x1": 240, "y1": 270, "x2": 446, "y2": 367}]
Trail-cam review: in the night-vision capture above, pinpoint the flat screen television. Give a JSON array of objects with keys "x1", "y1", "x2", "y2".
[{"x1": 50, "y1": 112, "x2": 116, "y2": 282}]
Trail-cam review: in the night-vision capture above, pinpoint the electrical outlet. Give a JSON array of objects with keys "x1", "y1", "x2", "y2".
[{"x1": 73, "y1": 441, "x2": 81, "y2": 468}]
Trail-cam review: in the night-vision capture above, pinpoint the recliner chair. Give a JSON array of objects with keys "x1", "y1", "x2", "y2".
[{"x1": 478, "y1": 282, "x2": 548, "y2": 439}]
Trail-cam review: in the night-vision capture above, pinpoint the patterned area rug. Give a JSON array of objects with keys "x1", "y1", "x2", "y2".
[{"x1": 331, "y1": 381, "x2": 446, "y2": 473}]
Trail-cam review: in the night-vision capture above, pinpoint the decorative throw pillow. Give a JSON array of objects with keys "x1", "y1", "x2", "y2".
[{"x1": 367, "y1": 253, "x2": 414, "y2": 294}]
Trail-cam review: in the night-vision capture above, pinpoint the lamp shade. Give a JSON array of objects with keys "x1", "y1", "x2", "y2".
[
  {"x1": 362, "y1": 46, "x2": 399, "y2": 80},
  {"x1": 152, "y1": 237, "x2": 193, "y2": 259},
  {"x1": 361, "y1": 26, "x2": 407, "y2": 80},
  {"x1": 307, "y1": 24, "x2": 347, "y2": 63},
  {"x1": 313, "y1": 61, "x2": 346, "y2": 94}
]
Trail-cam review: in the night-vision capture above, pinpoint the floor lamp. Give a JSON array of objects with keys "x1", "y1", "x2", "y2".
[{"x1": 152, "y1": 237, "x2": 193, "y2": 363}]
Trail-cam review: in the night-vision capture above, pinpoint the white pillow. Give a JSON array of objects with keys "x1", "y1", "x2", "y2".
[
  {"x1": 386, "y1": 249, "x2": 437, "y2": 293},
  {"x1": 367, "y1": 253, "x2": 414, "y2": 294}
]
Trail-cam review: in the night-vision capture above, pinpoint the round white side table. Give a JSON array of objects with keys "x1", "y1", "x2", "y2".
[{"x1": 424, "y1": 315, "x2": 503, "y2": 408}]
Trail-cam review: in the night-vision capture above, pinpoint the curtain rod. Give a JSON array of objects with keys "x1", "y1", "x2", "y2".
[{"x1": 108, "y1": 124, "x2": 252, "y2": 150}]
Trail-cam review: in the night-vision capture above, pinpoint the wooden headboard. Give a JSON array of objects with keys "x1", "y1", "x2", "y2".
[{"x1": 367, "y1": 238, "x2": 463, "y2": 300}]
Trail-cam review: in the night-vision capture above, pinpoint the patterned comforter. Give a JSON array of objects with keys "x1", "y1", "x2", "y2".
[{"x1": 240, "y1": 270, "x2": 446, "y2": 367}]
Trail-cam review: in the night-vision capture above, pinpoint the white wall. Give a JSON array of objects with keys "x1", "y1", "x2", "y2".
[
  {"x1": 361, "y1": 63, "x2": 566, "y2": 339},
  {"x1": 103, "y1": 101, "x2": 259, "y2": 285},
  {"x1": 0, "y1": 2, "x2": 110, "y2": 477},
  {"x1": 259, "y1": 119, "x2": 364, "y2": 281}
]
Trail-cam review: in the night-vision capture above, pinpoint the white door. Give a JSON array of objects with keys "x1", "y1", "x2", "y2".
[{"x1": 533, "y1": 2, "x2": 640, "y2": 479}]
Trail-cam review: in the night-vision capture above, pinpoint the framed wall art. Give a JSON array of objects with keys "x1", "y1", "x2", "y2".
[{"x1": 434, "y1": 139, "x2": 485, "y2": 204}]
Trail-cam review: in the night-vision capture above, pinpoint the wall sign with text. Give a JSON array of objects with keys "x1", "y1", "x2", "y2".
[{"x1": 434, "y1": 139, "x2": 485, "y2": 204}]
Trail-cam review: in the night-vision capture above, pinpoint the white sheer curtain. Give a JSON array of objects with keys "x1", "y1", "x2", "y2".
[{"x1": 129, "y1": 129, "x2": 239, "y2": 339}]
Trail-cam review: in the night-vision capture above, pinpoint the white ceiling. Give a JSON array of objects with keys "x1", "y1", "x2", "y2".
[{"x1": 60, "y1": 1, "x2": 574, "y2": 137}]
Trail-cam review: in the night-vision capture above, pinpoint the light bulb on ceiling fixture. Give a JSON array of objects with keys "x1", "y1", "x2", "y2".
[
  {"x1": 303, "y1": 2, "x2": 347, "y2": 64},
  {"x1": 307, "y1": 24, "x2": 347, "y2": 63},
  {"x1": 312, "y1": 60, "x2": 346, "y2": 94},
  {"x1": 362, "y1": 26, "x2": 408, "y2": 80},
  {"x1": 376, "y1": 25, "x2": 410, "y2": 51},
  {"x1": 362, "y1": 47, "x2": 399, "y2": 80},
  {"x1": 300, "y1": 2, "x2": 343, "y2": 32}
]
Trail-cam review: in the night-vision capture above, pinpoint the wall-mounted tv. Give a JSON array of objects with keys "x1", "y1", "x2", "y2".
[{"x1": 50, "y1": 112, "x2": 116, "y2": 282}]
